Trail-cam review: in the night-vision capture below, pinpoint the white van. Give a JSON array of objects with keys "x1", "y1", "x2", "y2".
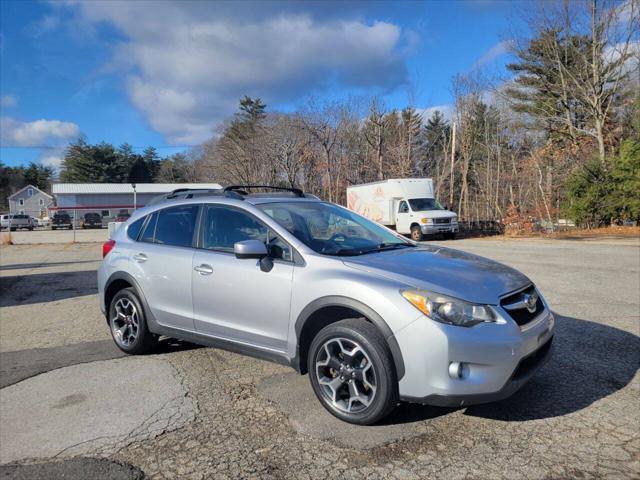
[{"x1": 347, "y1": 178, "x2": 458, "y2": 241}]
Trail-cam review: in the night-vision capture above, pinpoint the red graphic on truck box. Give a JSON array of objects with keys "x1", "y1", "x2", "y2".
[{"x1": 347, "y1": 190, "x2": 384, "y2": 222}]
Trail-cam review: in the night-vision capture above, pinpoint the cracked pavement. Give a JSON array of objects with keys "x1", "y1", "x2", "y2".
[{"x1": 0, "y1": 236, "x2": 638, "y2": 478}]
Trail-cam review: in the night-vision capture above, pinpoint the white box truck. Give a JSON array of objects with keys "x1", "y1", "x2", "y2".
[{"x1": 346, "y1": 178, "x2": 458, "y2": 241}]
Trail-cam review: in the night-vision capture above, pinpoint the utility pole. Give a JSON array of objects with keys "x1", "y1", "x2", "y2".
[
  {"x1": 449, "y1": 121, "x2": 456, "y2": 208},
  {"x1": 132, "y1": 183, "x2": 137, "y2": 211}
]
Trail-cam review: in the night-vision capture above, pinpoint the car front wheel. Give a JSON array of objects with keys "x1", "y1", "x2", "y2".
[
  {"x1": 308, "y1": 318, "x2": 398, "y2": 425},
  {"x1": 109, "y1": 287, "x2": 158, "y2": 355}
]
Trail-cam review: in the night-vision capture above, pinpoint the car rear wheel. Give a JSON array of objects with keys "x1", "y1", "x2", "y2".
[
  {"x1": 308, "y1": 318, "x2": 398, "y2": 425},
  {"x1": 410, "y1": 225, "x2": 423, "y2": 241},
  {"x1": 109, "y1": 287, "x2": 158, "y2": 355}
]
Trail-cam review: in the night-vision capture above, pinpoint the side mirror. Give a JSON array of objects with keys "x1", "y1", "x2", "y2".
[
  {"x1": 234, "y1": 240, "x2": 273, "y2": 272},
  {"x1": 234, "y1": 239, "x2": 268, "y2": 259}
]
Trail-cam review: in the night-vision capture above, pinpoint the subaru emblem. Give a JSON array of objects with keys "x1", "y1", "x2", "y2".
[{"x1": 524, "y1": 292, "x2": 538, "y2": 313}]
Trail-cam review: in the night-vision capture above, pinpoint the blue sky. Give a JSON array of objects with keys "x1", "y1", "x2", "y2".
[{"x1": 0, "y1": 0, "x2": 527, "y2": 168}]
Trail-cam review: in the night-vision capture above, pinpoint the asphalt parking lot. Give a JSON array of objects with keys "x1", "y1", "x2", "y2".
[{"x1": 0, "y1": 235, "x2": 638, "y2": 479}]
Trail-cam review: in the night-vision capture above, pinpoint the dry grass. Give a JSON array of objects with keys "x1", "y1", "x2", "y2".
[
  {"x1": 551, "y1": 225, "x2": 640, "y2": 239},
  {"x1": 0, "y1": 232, "x2": 13, "y2": 246},
  {"x1": 499, "y1": 225, "x2": 640, "y2": 240}
]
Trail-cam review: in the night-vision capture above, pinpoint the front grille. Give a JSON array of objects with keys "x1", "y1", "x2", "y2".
[
  {"x1": 434, "y1": 218, "x2": 451, "y2": 224},
  {"x1": 500, "y1": 285, "x2": 544, "y2": 326}
]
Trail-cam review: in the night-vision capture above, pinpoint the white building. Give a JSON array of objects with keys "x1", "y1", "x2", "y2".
[
  {"x1": 51, "y1": 183, "x2": 221, "y2": 223},
  {"x1": 8, "y1": 185, "x2": 54, "y2": 218}
]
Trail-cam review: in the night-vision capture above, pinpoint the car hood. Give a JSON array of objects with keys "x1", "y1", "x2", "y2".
[
  {"x1": 414, "y1": 210, "x2": 456, "y2": 219},
  {"x1": 342, "y1": 245, "x2": 530, "y2": 305}
]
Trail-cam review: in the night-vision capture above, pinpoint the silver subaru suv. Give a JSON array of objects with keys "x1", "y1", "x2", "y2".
[{"x1": 98, "y1": 186, "x2": 554, "y2": 425}]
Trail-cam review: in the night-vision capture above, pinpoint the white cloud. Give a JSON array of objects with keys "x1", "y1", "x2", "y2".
[
  {"x1": 62, "y1": 1, "x2": 410, "y2": 144},
  {"x1": 472, "y1": 40, "x2": 513, "y2": 69},
  {"x1": 0, "y1": 117, "x2": 80, "y2": 147},
  {"x1": 417, "y1": 105, "x2": 454, "y2": 123},
  {"x1": 0, "y1": 95, "x2": 17, "y2": 108},
  {"x1": 40, "y1": 153, "x2": 65, "y2": 168}
]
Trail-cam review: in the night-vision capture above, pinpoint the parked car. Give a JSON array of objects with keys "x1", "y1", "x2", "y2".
[
  {"x1": 114, "y1": 212, "x2": 131, "y2": 222},
  {"x1": 51, "y1": 212, "x2": 72, "y2": 230},
  {"x1": 1, "y1": 214, "x2": 35, "y2": 231},
  {"x1": 98, "y1": 186, "x2": 554, "y2": 425},
  {"x1": 1, "y1": 214, "x2": 11, "y2": 230},
  {"x1": 82, "y1": 212, "x2": 103, "y2": 229}
]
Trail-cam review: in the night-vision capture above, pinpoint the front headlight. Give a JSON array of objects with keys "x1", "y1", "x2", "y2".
[
  {"x1": 401, "y1": 289, "x2": 497, "y2": 327},
  {"x1": 420, "y1": 217, "x2": 432, "y2": 224}
]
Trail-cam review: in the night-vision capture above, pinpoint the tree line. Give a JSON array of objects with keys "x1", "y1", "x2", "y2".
[
  {"x1": 199, "y1": 0, "x2": 639, "y2": 227},
  {"x1": 2, "y1": 0, "x2": 638, "y2": 228}
]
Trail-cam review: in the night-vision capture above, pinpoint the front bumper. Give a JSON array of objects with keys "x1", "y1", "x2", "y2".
[
  {"x1": 401, "y1": 336, "x2": 553, "y2": 406},
  {"x1": 421, "y1": 224, "x2": 458, "y2": 234},
  {"x1": 395, "y1": 307, "x2": 555, "y2": 406}
]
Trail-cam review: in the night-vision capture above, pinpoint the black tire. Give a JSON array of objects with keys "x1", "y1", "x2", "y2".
[
  {"x1": 445, "y1": 232, "x2": 457, "y2": 240},
  {"x1": 108, "y1": 287, "x2": 158, "y2": 355},
  {"x1": 410, "y1": 225, "x2": 423, "y2": 242},
  {"x1": 308, "y1": 318, "x2": 398, "y2": 425},
  {"x1": 68, "y1": 225, "x2": 73, "y2": 230}
]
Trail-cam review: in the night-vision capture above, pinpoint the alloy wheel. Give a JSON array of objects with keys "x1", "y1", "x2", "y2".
[
  {"x1": 111, "y1": 298, "x2": 139, "y2": 348},
  {"x1": 315, "y1": 337, "x2": 377, "y2": 414}
]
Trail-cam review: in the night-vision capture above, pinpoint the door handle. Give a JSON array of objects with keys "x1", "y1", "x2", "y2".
[
  {"x1": 132, "y1": 253, "x2": 147, "y2": 263},
  {"x1": 194, "y1": 264, "x2": 213, "y2": 275}
]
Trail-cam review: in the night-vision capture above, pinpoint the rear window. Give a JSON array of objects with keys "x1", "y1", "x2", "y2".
[{"x1": 14, "y1": 215, "x2": 28, "y2": 219}]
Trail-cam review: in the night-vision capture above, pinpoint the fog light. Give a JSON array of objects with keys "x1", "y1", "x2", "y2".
[{"x1": 449, "y1": 362, "x2": 464, "y2": 379}]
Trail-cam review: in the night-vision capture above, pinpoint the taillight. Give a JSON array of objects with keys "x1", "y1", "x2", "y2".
[{"x1": 102, "y1": 239, "x2": 116, "y2": 258}]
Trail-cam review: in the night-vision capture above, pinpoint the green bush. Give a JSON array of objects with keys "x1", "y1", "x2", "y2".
[
  {"x1": 610, "y1": 140, "x2": 640, "y2": 222},
  {"x1": 563, "y1": 140, "x2": 640, "y2": 227}
]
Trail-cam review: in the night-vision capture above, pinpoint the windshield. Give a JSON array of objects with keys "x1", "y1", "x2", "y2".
[
  {"x1": 408, "y1": 198, "x2": 445, "y2": 211},
  {"x1": 258, "y1": 202, "x2": 413, "y2": 256}
]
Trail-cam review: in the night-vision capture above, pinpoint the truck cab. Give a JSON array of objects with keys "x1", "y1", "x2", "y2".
[{"x1": 396, "y1": 197, "x2": 458, "y2": 241}]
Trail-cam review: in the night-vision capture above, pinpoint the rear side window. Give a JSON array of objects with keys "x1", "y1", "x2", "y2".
[
  {"x1": 153, "y1": 205, "x2": 199, "y2": 247},
  {"x1": 140, "y1": 213, "x2": 157, "y2": 243},
  {"x1": 127, "y1": 217, "x2": 146, "y2": 241}
]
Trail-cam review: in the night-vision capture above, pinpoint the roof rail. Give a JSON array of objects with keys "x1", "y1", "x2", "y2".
[
  {"x1": 223, "y1": 185, "x2": 305, "y2": 197},
  {"x1": 147, "y1": 187, "x2": 243, "y2": 205}
]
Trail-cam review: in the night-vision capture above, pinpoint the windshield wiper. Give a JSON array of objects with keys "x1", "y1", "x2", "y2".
[
  {"x1": 324, "y1": 242, "x2": 414, "y2": 256},
  {"x1": 376, "y1": 242, "x2": 414, "y2": 250}
]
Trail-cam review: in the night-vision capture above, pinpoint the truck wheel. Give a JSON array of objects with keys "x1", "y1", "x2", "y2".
[
  {"x1": 308, "y1": 318, "x2": 398, "y2": 425},
  {"x1": 446, "y1": 232, "x2": 457, "y2": 240},
  {"x1": 410, "y1": 225, "x2": 423, "y2": 241}
]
